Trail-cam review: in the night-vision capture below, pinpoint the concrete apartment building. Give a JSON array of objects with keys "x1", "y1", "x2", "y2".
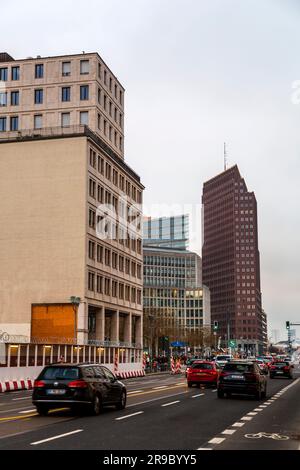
[
  {"x1": 0, "y1": 52, "x2": 144, "y2": 374},
  {"x1": 202, "y1": 165, "x2": 267, "y2": 355}
]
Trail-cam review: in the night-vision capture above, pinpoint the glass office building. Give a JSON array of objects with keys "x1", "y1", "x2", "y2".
[{"x1": 143, "y1": 215, "x2": 189, "y2": 250}]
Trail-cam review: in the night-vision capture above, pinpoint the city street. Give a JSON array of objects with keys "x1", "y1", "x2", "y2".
[{"x1": 0, "y1": 367, "x2": 299, "y2": 450}]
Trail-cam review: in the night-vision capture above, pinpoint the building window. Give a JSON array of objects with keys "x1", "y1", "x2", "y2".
[
  {"x1": 34, "y1": 89, "x2": 43, "y2": 104},
  {"x1": 98, "y1": 88, "x2": 101, "y2": 104},
  {"x1": 88, "y1": 240, "x2": 95, "y2": 259},
  {"x1": 89, "y1": 208, "x2": 95, "y2": 228},
  {"x1": 62, "y1": 61, "x2": 71, "y2": 76},
  {"x1": 109, "y1": 77, "x2": 112, "y2": 92},
  {"x1": 103, "y1": 119, "x2": 107, "y2": 135},
  {"x1": 103, "y1": 95, "x2": 107, "y2": 110},
  {"x1": 80, "y1": 60, "x2": 89, "y2": 75},
  {"x1": 35, "y1": 64, "x2": 44, "y2": 79},
  {"x1": 98, "y1": 63, "x2": 101, "y2": 79},
  {"x1": 88, "y1": 272, "x2": 95, "y2": 291},
  {"x1": 0, "y1": 67, "x2": 8, "y2": 81},
  {"x1": 96, "y1": 275, "x2": 103, "y2": 293},
  {"x1": 104, "y1": 70, "x2": 107, "y2": 85},
  {"x1": 89, "y1": 178, "x2": 96, "y2": 198},
  {"x1": 11, "y1": 91, "x2": 19, "y2": 106},
  {"x1": 0, "y1": 92, "x2": 7, "y2": 106},
  {"x1": 61, "y1": 112, "x2": 70, "y2": 127},
  {"x1": 80, "y1": 85, "x2": 89, "y2": 100},
  {"x1": 10, "y1": 116, "x2": 19, "y2": 131},
  {"x1": 97, "y1": 244, "x2": 103, "y2": 263},
  {"x1": 80, "y1": 111, "x2": 88, "y2": 125},
  {"x1": 11, "y1": 66, "x2": 20, "y2": 81},
  {"x1": 112, "y1": 281, "x2": 117, "y2": 297},
  {"x1": 114, "y1": 84, "x2": 117, "y2": 98},
  {"x1": 34, "y1": 115, "x2": 42, "y2": 129},
  {"x1": 62, "y1": 86, "x2": 71, "y2": 102},
  {"x1": 97, "y1": 113, "x2": 101, "y2": 130},
  {"x1": 104, "y1": 278, "x2": 110, "y2": 296},
  {"x1": 89, "y1": 149, "x2": 96, "y2": 168},
  {"x1": 0, "y1": 117, "x2": 7, "y2": 132}
]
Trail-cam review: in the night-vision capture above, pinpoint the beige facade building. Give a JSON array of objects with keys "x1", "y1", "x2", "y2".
[{"x1": 0, "y1": 52, "x2": 143, "y2": 371}]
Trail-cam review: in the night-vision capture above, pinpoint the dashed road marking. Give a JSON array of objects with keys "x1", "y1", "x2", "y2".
[
  {"x1": 31, "y1": 429, "x2": 83, "y2": 446},
  {"x1": 232, "y1": 422, "x2": 245, "y2": 427},
  {"x1": 161, "y1": 400, "x2": 180, "y2": 407},
  {"x1": 222, "y1": 429, "x2": 236, "y2": 435},
  {"x1": 192, "y1": 393, "x2": 205, "y2": 398},
  {"x1": 115, "y1": 411, "x2": 144, "y2": 421},
  {"x1": 197, "y1": 447, "x2": 212, "y2": 450},
  {"x1": 127, "y1": 390, "x2": 143, "y2": 394},
  {"x1": 12, "y1": 397, "x2": 31, "y2": 401},
  {"x1": 241, "y1": 416, "x2": 253, "y2": 421},
  {"x1": 208, "y1": 437, "x2": 226, "y2": 444},
  {"x1": 247, "y1": 412, "x2": 257, "y2": 416},
  {"x1": 153, "y1": 386, "x2": 169, "y2": 390},
  {"x1": 18, "y1": 409, "x2": 36, "y2": 414}
]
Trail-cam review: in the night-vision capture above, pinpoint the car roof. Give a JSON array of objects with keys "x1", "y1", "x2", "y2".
[{"x1": 44, "y1": 363, "x2": 105, "y2": 367}]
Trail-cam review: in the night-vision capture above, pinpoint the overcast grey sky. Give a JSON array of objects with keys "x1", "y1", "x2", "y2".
[{"x1": 2, "y1": 0, "x2": 300, "y2": 340}]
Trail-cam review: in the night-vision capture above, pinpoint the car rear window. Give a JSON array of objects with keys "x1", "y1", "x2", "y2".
[
  {"x1": 223, "y1": 363, "x2": 254, "y2": 373},
  {"x1": 40, "y1": 367, "x2": 80, "y2": 380},
  {"x1": 191, "y1": 363, "x2": 213, "y2": 370}
]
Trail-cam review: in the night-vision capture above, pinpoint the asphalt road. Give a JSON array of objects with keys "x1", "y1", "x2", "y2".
[{"x1": 0, "y1": 367, "x2": 299, "y2": 450}]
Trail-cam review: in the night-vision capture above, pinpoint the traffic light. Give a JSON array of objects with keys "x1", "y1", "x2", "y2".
[
  {"x1": 213, "y1": 321, "x2": 219, "y2": 331},
  {"x1": 286, "y1": 321, "x2": 290, "y2": 330}
]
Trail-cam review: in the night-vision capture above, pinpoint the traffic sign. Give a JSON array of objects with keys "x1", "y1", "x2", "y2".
[{"x1": 228, "y1": 339, "x2": 236, "y2": 348}]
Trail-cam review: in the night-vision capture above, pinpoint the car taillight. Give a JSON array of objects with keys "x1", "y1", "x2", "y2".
[
  {"x1": 270, "y1": 365, "x2": 276, "y2": 369},
  {"x1": 68, "y1": 380, "x2": 88, "y2": 388},
  {"x1": 283, "y1": 366, "x2": 289, "y2": 371},
  {"x1": 34, "y1": 380, "x2": 45, "y2": 388}
]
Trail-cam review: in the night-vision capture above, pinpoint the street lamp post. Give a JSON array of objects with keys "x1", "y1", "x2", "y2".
[{"x1": 70, "y1": 296, "x2": 81, "y2": 343}]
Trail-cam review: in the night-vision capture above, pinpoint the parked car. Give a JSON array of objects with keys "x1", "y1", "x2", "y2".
[
  {"x1": 187, "y1": 361, "x2": 219, "y2": 387},
  {"x1": 269, "y1": 361, "x2": 294, "y2": 379},
  {"x1": 217, "y1": 360, "x2": 267, "y2": 399},
  {"x1": 32, "y1": 363, "x2": 127, "y2": 416}
]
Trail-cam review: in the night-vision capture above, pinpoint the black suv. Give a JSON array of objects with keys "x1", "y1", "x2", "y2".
[
  {"x1": 217, "y1": 360, "x2": 267, "y2": 400},
  {"x1": 32, "y1": 363, "x2": 127, "y2": 416},
  {"x1": 270, "y1": 361, "x2": 293, "y2": 379}
]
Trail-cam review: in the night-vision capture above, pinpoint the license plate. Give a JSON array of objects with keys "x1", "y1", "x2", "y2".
[
  {"x1": 230, "y1": 375, "x2": 245, "y2": 380},
  {"x1": 196, "y1": 373, "x2": 206, "y2": 376},
  {"x1": 276, "y1": 371, "x2": 284, "y2": 374},
  {"x1": 46, "y1": 389, "x2": 66, "y2": 395}
]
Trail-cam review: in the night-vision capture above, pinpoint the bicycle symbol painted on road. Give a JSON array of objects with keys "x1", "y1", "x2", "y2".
[{"x1": 245, "y1": 432, "x2": 289, "y2": 441}]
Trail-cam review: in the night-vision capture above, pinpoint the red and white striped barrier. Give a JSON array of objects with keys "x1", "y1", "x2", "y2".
[
  {"x1": 116, "y1": 370, "x2": 145, "y2": 379},
  {"x1": 114, "y1": 352, "x2": 119, "y2": 375},
  {"x1": 0, "y1": 379, "x2": 34, "y2": 393},
  {"x1": 175, "y1": 360, "x2": 182, "y2": 374},
  {"x1": 171, "y1": 357, "x2": 175, "y2": 374}
]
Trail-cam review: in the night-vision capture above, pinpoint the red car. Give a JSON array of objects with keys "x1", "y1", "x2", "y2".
[{"x1": 187, "y1": 361, "x2": 219, "y2": 388}]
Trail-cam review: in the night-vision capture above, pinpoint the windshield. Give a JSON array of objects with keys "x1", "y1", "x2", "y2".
[
  {"x1": 191, "y1": 363, "x2": 213, "y2": 370},
  {"x1": 223, "y1": 363, "x2": 254, "y2": 373},
  {"x1": 40, "y1": 367, "x2": 80, "y2": 380}
]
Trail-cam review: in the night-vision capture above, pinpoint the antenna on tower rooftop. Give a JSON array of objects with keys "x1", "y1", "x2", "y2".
[{"x1": 224, "y1": 142, "x2": 227, "y2": 171}]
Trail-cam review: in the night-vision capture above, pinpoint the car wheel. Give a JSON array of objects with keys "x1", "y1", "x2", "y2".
[
  {"x1": 217, "y1": 390, "x2": 224, "y2": 398},
  {"x1": 90, "y1": 394, "x2": 102, "y2": 416},
  {"x1": 187, "y1": 382, "x2": 193, "y2": 388},
  {"x1": 36, "y1": 405, "x2": 49, "y2": 416},
  {"x1": 116, "y1": 390, "x2": 127, "y2": 410}
]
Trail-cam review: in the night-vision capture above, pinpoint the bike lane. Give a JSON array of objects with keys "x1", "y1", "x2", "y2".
[{"x1": 215, "y1": 375, "x2": 300, "y2": 450}]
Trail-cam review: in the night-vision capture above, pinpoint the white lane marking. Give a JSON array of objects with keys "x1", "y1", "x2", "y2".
[
  {"x1": 253, "y1": 408, "x2": 263, "y2": 412},
  {"x1": 208, "y1": 437, "x2": 226, "y2": 444},
  {"x1": 19, "y1": 409, "x2": 36, "y2": 414},
  {"x1": 153, "y1": 386, "x2": 169, "y2": 390},
  {"x1": 161, "y1": 400, "x2": 180, "y2": 407},
  {"x1": 176, "y1": 382, "x2": 186, "y2": 385},
  {"x1": 115, "y1": 411, "x2": 144, "y2": 421},
  {"x1": 232, "y1": 422, "x2": 245, "y2": 427},
  {"x1": 127, "y1": 390, "x2": 143, "y2": 395},
  {"x1": 31, "y1": 429, "x2": 83, "y2": 446},
  {"x1": 12, "y1": 397, "x2": 31, "y2": 401},
  {"x1": 192, "y1": 393, "x2": 205, "y2": 398},
  {"x1": 259, "y1": 405, "x2": 267, "y2": 408},
  {"x1": 241, "y1": 416, "x2": 253, "y2": 421},
  {"x1": 197, "y1": 448, "x2": 212, "y2": 450},
  {"x1": 212, "y1": 389, "x2": 217, "y2": 392},
  {"x1": 127, "y1": 391, "x2": 188, "y2": 408},
  {"x1": 222, "y1": 429, "x2": 236, "y2": 435},
  {"x1": 247, "y1": 412, "x2": 257, "y2": 416}
]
